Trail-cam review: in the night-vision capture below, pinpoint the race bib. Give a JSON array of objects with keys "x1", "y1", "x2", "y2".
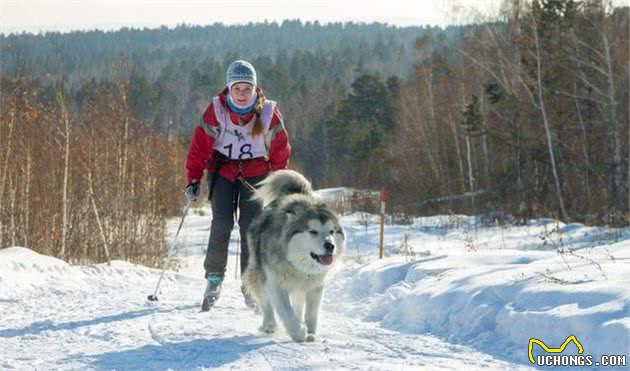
[{"x1": 212, "y1": 97, "x2": 276, "y2": 160}]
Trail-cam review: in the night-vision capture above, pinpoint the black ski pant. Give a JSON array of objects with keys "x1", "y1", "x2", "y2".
[{"x1": 203, "y1": 174, "x2": 264, "y2": 279}]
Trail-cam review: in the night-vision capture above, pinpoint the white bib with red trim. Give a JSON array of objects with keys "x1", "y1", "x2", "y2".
[{"x1": 212, "y1": 97, "x2": 276, "y2": 160}]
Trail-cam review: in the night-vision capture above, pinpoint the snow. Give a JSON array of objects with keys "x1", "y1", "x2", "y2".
[{"x1": 1, "y1": 197, "x2": 628, "y2": 370}]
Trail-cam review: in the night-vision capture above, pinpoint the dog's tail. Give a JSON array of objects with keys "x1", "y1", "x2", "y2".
[{"x1": 253, "y1": 169, "x2": 313, "y2": 206}]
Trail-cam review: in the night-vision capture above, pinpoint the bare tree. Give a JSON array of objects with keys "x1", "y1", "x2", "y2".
[
  {"x1": 55, "y1": 88, "x2": 72, "y2": 258},
  {"x1": 568, "y1": 8, "x2": 626, "y2": 212},
  {"x1": 529, "y1": 18, "x2": 568, "y2": 220}
]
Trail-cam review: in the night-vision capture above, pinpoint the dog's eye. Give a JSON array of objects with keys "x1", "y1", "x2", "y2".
[
  {"x1": 329, "y1": 230, "x2": 334, "y2": 235},
  {"x1": 309, "y1": 230, "x2": 318, "y2": 236}
]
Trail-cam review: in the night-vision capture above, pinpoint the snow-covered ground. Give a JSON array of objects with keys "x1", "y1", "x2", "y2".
[
  {"x1": 1, "y1": 201, "x2": 628, "y2": 370},
  {"x1": 330, "y1": 213, "x2": 630, "y2": 369}
]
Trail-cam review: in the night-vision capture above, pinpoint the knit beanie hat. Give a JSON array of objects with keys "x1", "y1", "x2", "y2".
[{"x1": 226, "y1": 60, "x2": 257, "y2": 88}]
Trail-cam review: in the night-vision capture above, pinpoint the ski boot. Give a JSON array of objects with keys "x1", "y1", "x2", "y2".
[{"x1": 201, "y1": 275, "x2": 223, "y2": 312}]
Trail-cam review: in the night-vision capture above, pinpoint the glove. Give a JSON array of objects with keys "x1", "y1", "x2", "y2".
[{"x1": 185, "y1": 180, "x2": 200, "y2": 202}]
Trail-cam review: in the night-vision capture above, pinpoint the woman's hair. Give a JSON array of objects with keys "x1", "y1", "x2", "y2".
[{"x1": 252, "y1": 88, "x2": 265, "y2": 137}]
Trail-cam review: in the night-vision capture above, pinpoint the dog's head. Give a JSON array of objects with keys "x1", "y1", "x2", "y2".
[{"x1": 283, "y1": 200, "x2": 345, "y2": 275}]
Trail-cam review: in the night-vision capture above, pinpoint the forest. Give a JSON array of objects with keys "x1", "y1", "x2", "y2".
[{"x1": 1, "y1": 0, "x2": 628, "y2": 263}]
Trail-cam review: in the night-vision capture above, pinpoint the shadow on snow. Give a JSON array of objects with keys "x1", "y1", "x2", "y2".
[{"x1": 86, "y1": 336, "x2": 273, "y2": 370}]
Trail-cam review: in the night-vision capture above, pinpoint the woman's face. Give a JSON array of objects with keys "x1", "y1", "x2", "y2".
[{"x1": 230, "y1": 83, "x2": 254, "y2": 106}]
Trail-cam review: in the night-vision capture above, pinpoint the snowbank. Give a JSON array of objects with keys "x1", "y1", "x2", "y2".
[
  {"x1": 327, "y1": 226, "x2": 630, "y2": 368},
  {"x1": 0, "y1": 246, "x2": 196, "y2": 302},
  {"x1": 0, "y1": 247, "x2": 88, "y2": 299}
]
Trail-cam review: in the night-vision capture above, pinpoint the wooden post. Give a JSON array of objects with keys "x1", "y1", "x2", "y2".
[{"x1": 379, "y1": 188, "x2": 387, "y2": 259}]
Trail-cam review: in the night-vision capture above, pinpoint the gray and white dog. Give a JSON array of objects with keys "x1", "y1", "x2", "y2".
[{"x1": 243, "y1": 170, "x2": 344, "y2": 342}]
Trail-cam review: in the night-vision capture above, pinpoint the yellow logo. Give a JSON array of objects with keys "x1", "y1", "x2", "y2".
[{"x1": 528, "y1": 335, "x2": 584, "y2": 364}]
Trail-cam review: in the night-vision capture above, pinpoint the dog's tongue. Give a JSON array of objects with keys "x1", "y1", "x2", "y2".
[{"x1": 320, "y1": 254, "x2": 334, "y2": 265}]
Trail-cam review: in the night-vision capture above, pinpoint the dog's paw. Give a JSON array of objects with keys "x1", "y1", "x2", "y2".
[
  {"x1": 289, "y1": 325, "x2": 307, "y2": 342},
  {"x1": 259, "y1": 323, "x2": 276, "y2": 334},
  {"x1": 305, "y1": 333, "x2": 317, "y2": 342}
]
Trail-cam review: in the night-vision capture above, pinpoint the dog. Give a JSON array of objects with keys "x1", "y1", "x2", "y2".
[{"x1": 242, "y1": 170, "x2": 345, "y2": 342}]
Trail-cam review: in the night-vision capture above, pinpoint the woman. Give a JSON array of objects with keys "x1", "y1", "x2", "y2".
[{"x1": 185, "y1": 60, "x2": 291, "y2": 311}]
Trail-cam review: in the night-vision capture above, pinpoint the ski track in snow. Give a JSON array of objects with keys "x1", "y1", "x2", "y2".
[
  {"x1": 2, "y1": 205, "x2": 627, "y2": 370},
  {"x1": 0, "y1": 252, "x2": 528, "y2": 371},
  {"x1": 1, "y1": 216, "x2": 531, "y2": 371}
]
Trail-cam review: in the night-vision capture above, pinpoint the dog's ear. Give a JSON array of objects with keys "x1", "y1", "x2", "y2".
[
  {"x1": 284, "y1": 207, "x2": 296, "y2": 223},
  {"x1": 284, "y1": 203, "x2": 307, "y2": 223}
]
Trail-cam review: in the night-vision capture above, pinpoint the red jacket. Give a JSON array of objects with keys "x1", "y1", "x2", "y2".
[{"x1": 185, "y1": 87, "x2": 290, "y2": 184}]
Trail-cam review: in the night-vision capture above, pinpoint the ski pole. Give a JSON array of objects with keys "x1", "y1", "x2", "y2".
[
  {"x1": 147, "y1": 200, "x2": 192, "y2": 302},
  {"x1": 235, "y1": 234, "x2": 240, "y2": 280}
]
